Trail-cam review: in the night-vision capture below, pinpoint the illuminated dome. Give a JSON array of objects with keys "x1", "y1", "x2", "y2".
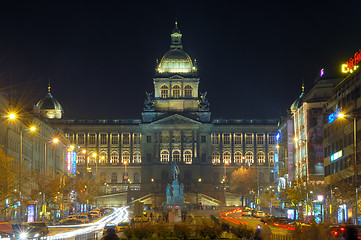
[
  {"x1": 158, "y1": 49, "x2": 194, "y2": 73},
  {"x1": 35, "y1": 83, "x2": 63, "y2": 119},
  {"x1": 157, "y1": 21, "x2": 196, "y2": 74}
]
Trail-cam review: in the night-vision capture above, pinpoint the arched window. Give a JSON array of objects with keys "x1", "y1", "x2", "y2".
[
  {"x1": 111, "y1": 172, "x2": 117, "y2": 183},
  {"x1": 161, "y1": 150, "x2": 169, "y2": 163},
  {"x1": 134, "y1": 172, "x2": 140, "y2": 183},
  {"x1": 212, "y1": 152, "x2": 220, "y2": 165},
  {"x1": 184, "y1": 150, "x2": 192, "y2": 164},
  {"x1": 160, "y1": 85, "x2": 169, "y2": 98},
  {"x1": 100, "y1": 152, "x2": 107, "y2": 164},
  {"x1": 257, "y1": 151, "x2": 265, "y2": 164},
  {"x1": 268, "y1": 151, "x2": 274, "y2": 163},
  {"x1": 110, "y1": 151, "x2": 119, "y2": 164},
  {"x1": 122, "y1": 151, "x2": 130, "y2": 164},
  {"x1": 172, "y1": 85, "x2": 180, "y2": 98},
  {"x1": 245, "y1": 151, "x2": 254, "y2": 164},
  {"x1": 234, "y1": 151, "x2": 243, "y2": 164},
  {"x1": 223, "y1": 151, "x2": 231, "y2": 164},
  {"x1": 184, "y1": 85, "x2": 192, "y2": 98},
  {"x1": 172, "y1": 150, "x2": 181, "y2": 162},
  {"x1": 89, "y1": 152, "x2": 96, "y2": 164},
  {"x1": 133, "y1": 151, "x2": 141, "y2": 164}
]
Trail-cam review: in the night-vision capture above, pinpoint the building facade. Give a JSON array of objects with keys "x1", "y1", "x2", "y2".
[{"x1": 42, "y1": 23, "x2": 278, "y2": 207}]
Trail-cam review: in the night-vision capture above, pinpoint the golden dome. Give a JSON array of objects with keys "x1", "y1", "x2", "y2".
[{"x1": 158, "y1": 49, "x2": 195, "y2": 73}]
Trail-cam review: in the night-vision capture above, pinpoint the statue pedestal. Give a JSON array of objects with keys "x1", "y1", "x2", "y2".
[{"x1": 166, "y1": 180, "x2": 184, "y2": 207}]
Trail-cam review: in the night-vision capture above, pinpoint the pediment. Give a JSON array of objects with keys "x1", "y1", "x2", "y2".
[
  {"x1": 151, "y1": 114, "x2": 201, "y2": 125},
  {"x1": 169, "y1": 75, "x2": 184, "y2": 80}
]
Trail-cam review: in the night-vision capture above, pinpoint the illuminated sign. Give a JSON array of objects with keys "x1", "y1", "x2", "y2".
[
  {"x1": 67, "y1": 149, "x2": 71, "y2": 172},
  {"x1": 71, "y1": 151, "x2": 77, "y2": 174},
  {"x1": 342, "y1": 49, "x2": 361, "y2": 73},
  {"x1": 330, "y1": 150, "x2": 343, "y2": 162},
  {"x1": 275, "y1": 133, "x2": 280, "y2": 141},
  {"x1": 328, "y1": 107, "x2": 341, "y2": 124},
  {"x1": 320, "y1": 68, "x2": 324, "y2": 77}
]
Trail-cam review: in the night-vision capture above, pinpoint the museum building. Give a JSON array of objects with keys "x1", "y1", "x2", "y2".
[{"x1": 37, "y1": 23, "x2": 278, "y2": 207}]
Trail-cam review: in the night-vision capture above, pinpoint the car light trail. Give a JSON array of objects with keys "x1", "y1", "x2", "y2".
[
  {"x1": 219, "y1": 209, "x2": 248, "y2": 225},
  {"x1": 46, "y1": 207, "x2": 129, "y2": 239}
]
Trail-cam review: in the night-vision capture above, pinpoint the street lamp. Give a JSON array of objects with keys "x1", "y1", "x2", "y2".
[
  {"x1": 6, "y1": 112, "x2": 36, "y2": 223},
  {"x1": 337, "y1": 113, "x2": 358, "y2": 223}
]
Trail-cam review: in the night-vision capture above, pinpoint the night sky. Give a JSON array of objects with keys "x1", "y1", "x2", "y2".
[{"x1": 0, "y1": 1, "x2": 360, "y2": 120}]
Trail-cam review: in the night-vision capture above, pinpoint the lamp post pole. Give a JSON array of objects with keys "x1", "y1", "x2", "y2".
[
  {"x1": 43, "y1": 141, "x2": 47, "y2": 220},
  {"x1": 354, "y1": 117, "x2": 358, "y2": 224},
  {"x1": 19, "y1": 129, "x2": 22, "y2": 224}
]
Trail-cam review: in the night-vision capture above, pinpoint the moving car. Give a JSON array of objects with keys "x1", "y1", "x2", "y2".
[
  {"x1": 242, "y1": 210, "x2": 252, "y2": 217},
  {"x1": 67, "y1": 215, "x2": 90, "y2": 223},
  {"x1": 116, "y1": 222, "x2": 129, "y2": 232},
  {"x1": 59, "y1": 219, "x2": 83, "y2": 225},
  {"x1": 328, "y1": 225, "x2": 361, "y2": 239},
  {"x1": 103, "y1": 223, "x2": 116, "y2": 235}
]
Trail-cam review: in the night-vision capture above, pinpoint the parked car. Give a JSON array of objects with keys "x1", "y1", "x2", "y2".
[
  {"x1": 67, "y1": 215, "x2": 89, "y2": 223},
  {"x1": 0, "y1": 222, "x2": 13, "y2": 235},
  {"x1": 89, "y1": 211, "x2": 100, "y2": 218},
  {"x1": 22, "y1": 222, "x2": 49, "y2": 236},
  {"x1": 59, "y1": 219, "x2": 84, "y2": 225},
  {"x1": 116, "y1": 222, "x2": 129, "y2": 232},
  {"x1": 253, "y1": 211, "x2": 266, "y2": 218},
  {"x1": 0, "y1": 231, "x2": 11, "y2": 240}
]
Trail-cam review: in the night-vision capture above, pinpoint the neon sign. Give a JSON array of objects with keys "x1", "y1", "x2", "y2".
[
  {"x1": 330, "y1": 150, "x2": 342, "y2": 162},
  {"x1": 342, "y1": 49, "x2": 361, "y2": 73},
  {"x1": 67, "y1": 149, "x2": 71, "y2": 172},
  {"x1": 328, "y1": 107, "x2": 341, "y2": 124}
]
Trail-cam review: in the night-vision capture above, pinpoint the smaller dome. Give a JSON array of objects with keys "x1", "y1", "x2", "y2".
[
  {"x1": 35, "y1": 85, "x2": 63, "y2": 119},
  {"x1": 290, "y1": 93, "x2": 304, "y2": 113}
]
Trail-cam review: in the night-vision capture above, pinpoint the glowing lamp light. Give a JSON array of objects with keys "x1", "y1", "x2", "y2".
[
  {"x1": 52, "y1": 138, "x2": 59, "y2": 143},
  {"x1": 29, "y1": 126, "x2": 37, "y2": 132},
  {"x1": 92, "y1": 153, "x2": 97, "y2": 158},
  {"x1": 8, "y1": 113, "x2": 16, "y2": 119},
  {"x1": 317, "y1": 195, "x2": 324, "y2": 201},
  {"x1": 82, "y1": 150, "x2": 86, "y2": 154}
]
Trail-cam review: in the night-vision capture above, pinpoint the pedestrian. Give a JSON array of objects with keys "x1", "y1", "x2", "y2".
[
  {"x1": 101, "y1": 228, "x2": 120, "y2": 240},
  {"x1": 254, "y1": 225, "x2": 262, "y2": 240}
]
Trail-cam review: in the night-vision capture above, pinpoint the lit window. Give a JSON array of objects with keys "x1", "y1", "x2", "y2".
[
  {"x1": 89, "y1": 152, "x2": 96, "y2": 164},
  {"x1": 100, "y1": 133, "x2": 108, "y2": 145},
  {"x1": 234, "y1": 151, "x2": 242, "y2": 164},
  {"x1": 173, "y1": 85, "x2": 181, "y2": 98},
  {"x1": 122, "y1": 133, "x2": 130, "y2": 145},
  {"x1": 133, "y1": 151, "x2": 141, "y2": 164},
  {"x1": 245, "y1": 151, "x2": 254, "y2": 164},
  {"x1": 161, "y1": 85, "x2": 169, "y2": 98},
  {"x1": 172, "y1": 150, "x2": 181, "y2": 162},
  {"x1": 161, "y1": 150, "x2": 169, "y2": 163},
  {"x1": 184, "y1": 150, "x2": 192, "y2": 164},
  {"x1": 100, "y1": 152, "x2": 107, "y2": 164},
  {"x1": 88, "y1": 133, "x2": 96, "y2": 145},
  {"x1": 111, "y1": 133, "x2": 119, "y2": 145},
  {"x1": 268, "y1": 134, "x2": 276, "y2": 145},
  {"x1": 245, "y1": 133, "x2": 253, "y2": 145},
  {"x1": 122, "y1": 152, "x2": 130, "y2": 164},
  {"x1": 268, "y1": 151, "x2": 274, "y2": 163},
  {"x1": 212, "y1": 152, "x2": 220, "y2": 165},
  {"x1": 223, "y1": 133, "x2": 231, "y2": 145},
  {"x1": 211, "y1": 133, "x2": 220, "y2": 144},
  {"x1": 77, "y1": 155, "x2": 85, "y2": 164},
  {"x1": 133, "y1": 133, "x2": 141, "y2": 144},
  {"x1": 256, "y1": 134, "x2": 264, "y2": 145},
  {"x1": 223, "y1": 151, "x2": 231, "y2": 164},
  {"x1": 111, "y1": 151, "x2": 119, "y2": 163},
  {"x1": 234, "y1": 134, "x2": 242, "y2": 145},
  {"x1": 184, "y1": 85, "x2": 192, "y2": 98},
  {"x1": 77, "y1": 133, "x2": 85, "y2": 145},
  {"x1": 257, "y1": 151, "x2": 265, "y2": 164}
]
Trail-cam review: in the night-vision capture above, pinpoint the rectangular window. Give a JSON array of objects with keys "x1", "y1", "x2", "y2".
[
  {"x1": 201, "y1": 153, "x2": 206, "y2": 162},
  {"x1": 68, "y1": 134, "x2": 74, "y2": 143},
  {"x1": 123, "y1": 133, "x2": 130, "y2": 145},
  {"x1": 146, "y1": 153, "x2": 151, "y2": 162},
  {"x1": 245, "y1": 133, "x2": 253, "y2": 145},
  {"x1": 268, "y1": 134, "x2": 276, "y2": 145},
  {"x1": 223, "y1": 133, "x2": 231, "y2": 145},
  {"x1": 234, "y1": 134, "x2": 242, "y2": 145},
  {"x1": 256, "y1": 134, "x2": 264, "y2": 145},
  {"x1": 88, "y1": 133, "x2": 96, "y2": 145},
  {"x1": 77, "y1": 133, "x2": 85, "y2": 145},
  {"x1": 201, "y1": 135, "x2": 206, "y2": 143},
  {"x1": 211, "y1": 133, "x2": 220, "y2": 144},
  {"x1": 111, "y1": 133, "x2": 119, "y2": 145},
  {"x1": 133, "y1": 133, "x2": 141, "y2": 144},
  {"x1": 147, "y1": 136, "x2": 152, "y2": 143},
  {"x1": 100, "y1": 133, "x2": 108, "y2": 145}
]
